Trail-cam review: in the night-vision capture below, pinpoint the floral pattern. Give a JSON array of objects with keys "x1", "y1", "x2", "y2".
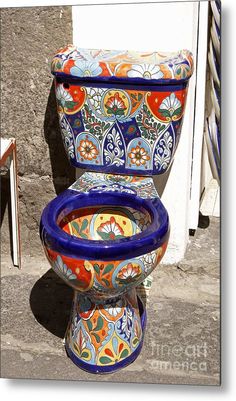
[
  {"x1": 43, "y1": 45, "x2": 194, "y2": 373},
  {"x1": 53, "y1": 255, "x2": 77, "y2": 280},
  {"x1": 55, "y1": 81, "x2": 187, "y2": 175},
  {"x1": 53, "y1": 46, "x2": 193, "y2": 175},
  {"x1": 52, "y1": 45, "x2": 193, "y2": 81},
  {"x1": 128, "y1": 145, "x2": 150, "y2": 167},
  {"x1": 105, "y1": 92, "x2": 127, "y2": 116},
  {"x1": 44, "y1": 240, "x2": 168, "y2": 371},
  {"x1": 46, "y1": 249, "x2": 95, "y2": 292},
  {"x1": 116, "y1": 263, "x2": 142, "y2": 284},
  {"x1": 56, "y1": 85, "x2": 74, "y2": 109},
  {"x1": 45, "y1": 242, "x2": 168, "y2": 298},
  {"x1": 127, "y1": 63, "x2": 164, "y2": 80},
  {"x1": 97, "y1": 216, "x2": 125, "y2": 240},
  {"x1": 70, "y1": 172, "x2": 159, "y2": 199},
  {"x1": 70, "y1": 60, "x2": 102, "y2": 78},
  {"x1": 78, "y1": 139, "x2": 99, "y2": 161},
  {"x1": 59, "y1": 205, "x2": 150, "y2": 243},
  {"x1": 159, "y1": 93, "x2": 182, "y2": 120},
  {"x1": 65, "y1": 290, "x2": 142, "y2": 369}
]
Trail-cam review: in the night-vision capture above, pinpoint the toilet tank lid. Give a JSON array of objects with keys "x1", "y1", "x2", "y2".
[{"x1": 51, "y1": 45, "x2": 194, "y2": 83}]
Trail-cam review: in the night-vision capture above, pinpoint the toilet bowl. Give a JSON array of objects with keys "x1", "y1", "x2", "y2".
[
  {"x1": 40, "y1": 173, "x2": 169, "y2": 297},
  {"x1": 40, "y1": 45, "x2": 193, "y2": 373},
  {"x1": 40, "y1": 173, "x2": 169, "y2": 373}
]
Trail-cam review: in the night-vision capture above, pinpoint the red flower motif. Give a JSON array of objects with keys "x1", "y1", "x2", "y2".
[
  {"x1": 117, "y1": 263, "x2": 141, "y2": 280},
  {"x1": 97, "y1": 216, "x2": 124, "y2": 240},
  {"x1": 105, "y1": 92, "x2": 127, "y2": 116}
]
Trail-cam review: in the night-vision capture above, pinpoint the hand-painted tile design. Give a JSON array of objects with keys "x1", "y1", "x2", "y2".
[
  {"x1": 42, "y1": 45, "x2": 194, "y2": 373},
  {"x1": 45, "y1": 249, "x2": 95, "y2": 293},
  {"x1": 69, "y1": 172, "x2": 159, "y2": 199},
  {"x1": 44, "y1": 240, "x2": 168, "y2": 299},
  {"x1": 51, "y1": 45, "x2": 193, "y2": 81},
  {"x1": 55, "y1": 81, "x2": 189, "y2": 175},
  {"x1": 65, "y1": 289, "x2": 143, "y2": 367},
  {"x1": 58, "y1": 205, "x2": 151, "y2": 241}
]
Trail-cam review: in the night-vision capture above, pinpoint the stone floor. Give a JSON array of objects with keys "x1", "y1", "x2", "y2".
[{"x1": 1, "y1": 217, "x2": 220, "y2": 385}]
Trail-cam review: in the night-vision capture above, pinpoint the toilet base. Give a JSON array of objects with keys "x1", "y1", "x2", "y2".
[{"x1": 65, "y1": 290, "x2": 146, "y2": 374}]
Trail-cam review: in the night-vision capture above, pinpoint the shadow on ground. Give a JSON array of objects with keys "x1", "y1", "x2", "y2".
[
  {"x1": 29, "y1": 269, "x2": 73, "y2": 339},
  {"x1": 29, "y1": 267, "x2": 149, "y2": 344}
]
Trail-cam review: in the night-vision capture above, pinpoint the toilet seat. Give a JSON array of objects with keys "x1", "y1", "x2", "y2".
[{"x1": 40, "y1": 188, "x2": 169, "y2": 261}]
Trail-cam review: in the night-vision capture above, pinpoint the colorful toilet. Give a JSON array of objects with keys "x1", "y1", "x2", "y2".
[{"x1": 40, "y1": 45, "x2": 193, "y2": 373}]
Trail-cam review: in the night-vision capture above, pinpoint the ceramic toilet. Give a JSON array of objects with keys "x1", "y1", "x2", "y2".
[{"x1": 40, "y1": 45, "x2": 193, "y2": 373}]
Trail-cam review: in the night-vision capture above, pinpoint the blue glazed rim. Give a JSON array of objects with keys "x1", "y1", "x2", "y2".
[
  {"x1": 40, "y1": 188, "x2": 169, "y2": 261},
  {"x1": 53, "y1": 71, "x2": 190, "y2": 89},
  {"x1": 65, "y1": 295, "x2": 147, "y2": 374}
]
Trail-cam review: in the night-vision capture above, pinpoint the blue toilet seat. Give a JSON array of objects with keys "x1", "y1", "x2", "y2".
[{"x1": 40, "y1": 188, "x2": 169, "y2": 261}]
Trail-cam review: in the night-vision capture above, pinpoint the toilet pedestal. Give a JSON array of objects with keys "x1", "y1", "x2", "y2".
[{"x1": 65, "y1": 289, "x2": 146, "y2": 373}]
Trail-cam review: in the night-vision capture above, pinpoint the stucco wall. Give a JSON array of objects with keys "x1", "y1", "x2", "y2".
[{"x1": 0, "y1": 6, "x2": 74, "y2": 256}]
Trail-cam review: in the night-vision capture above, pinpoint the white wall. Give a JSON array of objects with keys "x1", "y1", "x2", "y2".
[
  {"x1": 73, "y1": 1, "x2": 197, "y2": 51},
  {"x1": 72, "y1": 1, "x2": 208, "y2": 263}
]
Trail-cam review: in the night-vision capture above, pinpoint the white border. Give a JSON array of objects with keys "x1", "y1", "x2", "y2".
[
  {"x1": 1, "y1": 0, "x2": 236, "y2": 400},
  {"x1": 188, "y1": 0, "x2": 209, "y2": 229}
]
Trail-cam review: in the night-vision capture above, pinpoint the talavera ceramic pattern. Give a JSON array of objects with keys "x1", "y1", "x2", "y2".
[
  {"x1": 70, "y1": 171, "x2": 159, "y2": 198},
  {"x1": 52, "y1": 45, "x2": 193, "y2": 175},
  {"x1": 51, "y1": 45, "x2": 193, "y2": 81},
  {"x1": 41, "y1": 172, "x2": 169, "y2": 373},
  {"x1": 42, "y1": 173, "x2": 169, "y2": 300},
  {"x1": 65, "y1": 289, "x2": 145, "y2": 372},
  {"x1": 40, "y1": 45, "x2": 193, "y2": 373}
]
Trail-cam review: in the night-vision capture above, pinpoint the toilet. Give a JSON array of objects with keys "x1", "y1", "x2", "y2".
[{"x1": 40, "y1": 45, "x2": 193, "y2": 373}]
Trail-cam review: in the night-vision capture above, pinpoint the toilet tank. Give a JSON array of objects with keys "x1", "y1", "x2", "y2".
[{"x1": 51, "y1": 45, "x2": 193, "y2": 176}]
